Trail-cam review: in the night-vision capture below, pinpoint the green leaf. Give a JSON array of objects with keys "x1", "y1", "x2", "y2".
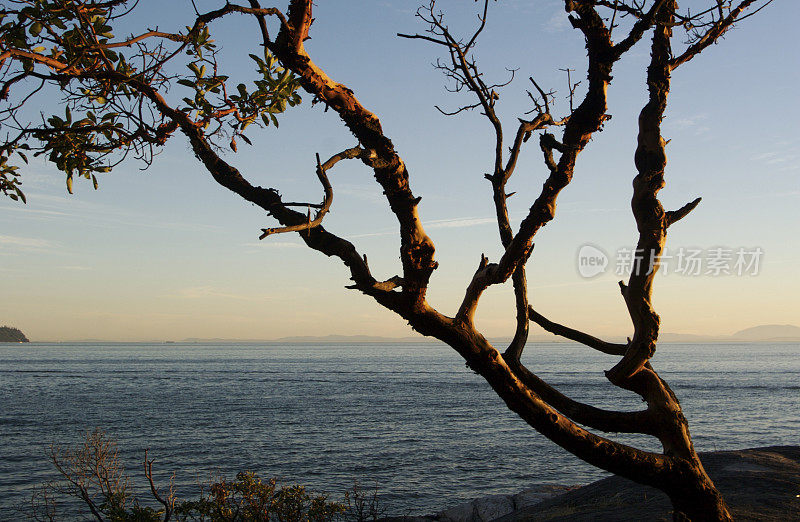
[
  {"x1": 66, "y1": 175, "x2": 73, "y2": 194},
  {"x1": 29, "y1": 22, "x2": 43, "y2": 36}
]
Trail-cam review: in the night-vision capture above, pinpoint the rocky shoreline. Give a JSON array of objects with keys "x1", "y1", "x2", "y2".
[{"x1": 390, "y1": 446, "x2": 799, "y2": 521}]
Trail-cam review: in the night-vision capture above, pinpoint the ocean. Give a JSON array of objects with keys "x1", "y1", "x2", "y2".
[{"x1": 1, "y1": 342, "x2": 798, "y2": 519}]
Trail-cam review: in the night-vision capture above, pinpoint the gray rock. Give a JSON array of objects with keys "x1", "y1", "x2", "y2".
[
  {"x1": 402, "y1": 485, "x2": 574, "y2": 522},
  {"x1": 436, "y1": 493, "x2": 515, "y2": 521}
]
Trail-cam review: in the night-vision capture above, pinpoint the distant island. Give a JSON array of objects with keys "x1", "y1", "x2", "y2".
[{"x1": 0, "y1": 326, "x2": 29, "y2": 343}]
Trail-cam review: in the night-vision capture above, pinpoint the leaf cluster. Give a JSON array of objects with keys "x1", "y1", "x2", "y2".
[
  {"x1": 176, "y1": 472, "x2": 344, "y2": 522},
  {"x1": 0, "y1": 0, "x2": 302, "y2": 200}
]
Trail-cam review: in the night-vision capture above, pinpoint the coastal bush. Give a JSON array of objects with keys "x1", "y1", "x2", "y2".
[{"x1": 28, "y1": 429, "x2": 369, "y2": 522}]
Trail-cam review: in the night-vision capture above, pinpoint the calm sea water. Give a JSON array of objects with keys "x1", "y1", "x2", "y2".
[{"x1": 1, "y1": 342, "x2": 798, "y2": 518}]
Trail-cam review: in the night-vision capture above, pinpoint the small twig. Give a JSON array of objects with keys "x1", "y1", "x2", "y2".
[
  {"x1": 559, "y1": 68, "x2": 580, "y2": 113},
  {"x1": 609, "y1": 0, "x2": 620, "y2": 34},
  {"x1": 259, "y1": 153, "x2": 332, "y2": 239},
  {"x1": 144, "y1": 449, "x2": 174, "y2": 521},
  {"x1": 259, "y1": 147, "x2": 362, "y2": 239}
]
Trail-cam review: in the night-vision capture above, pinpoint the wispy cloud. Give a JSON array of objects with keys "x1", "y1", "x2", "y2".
[
  {"x1": 543, "y1": 9, "x2": 570, "y2": 33},
  {"x1": 336, "y1": 184, "x2": 384, "y2": 204},
  {"x1": 348, "y1": 215, "x2": 496, "y2": 239},
  {"x1": 665, "y1": 113, "x2": 710, "y2": 136},
  {"x1": 348, "y1": 230, "x2": 394, "y2": 239},
  {"x1": 167, "y1": 286, "x2": 271, "y2": 301},
  {"x1": 0, "y1": 234, "x2": 57, "y2": 252},
  {"x1": 2, "y1": 192, "x2": 223, "y2": 232},
  {"x1": 749, "y1": 142, "x2": 799, "y2": 172},
  {"x1": 529, "y1": 278, "x2": 609, "y2": 290},
  {"x1": 0, "y1": 206, "x2": 70, "y2": 218},
  {"x1": 242, "y1": 240, "x2": 304, "y2": 250},
  {"x1": 426, "y1": 216, "x2": 496, "y2": 229}
]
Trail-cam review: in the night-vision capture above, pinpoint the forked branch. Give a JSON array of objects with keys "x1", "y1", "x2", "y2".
[
  {"x1": 670, "y1": 0, "x2": 770, "y2": 70},
  {"x1": 259, "y1": 147, "x2": 362, "y2": 239},
  {"x1": 144, "y1": 450, "x2": 175, "y2": 521},
  {"x1": 273, "y1": 0, "x2": 437, "y2": 303}
]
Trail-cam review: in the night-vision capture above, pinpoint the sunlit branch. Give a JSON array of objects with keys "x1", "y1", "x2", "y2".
[
  {"x1": 665, "y1": 196, "x2": 701, "y2": 226},
  {"x1": 670, "y1": 0, "x2": 767, "y2": 69}
]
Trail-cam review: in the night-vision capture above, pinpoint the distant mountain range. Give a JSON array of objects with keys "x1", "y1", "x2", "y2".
[
  {"x1": 179, "y1": 324, "x2": 800, "y2": 345},
  {"x1": 30, "y1": 324, "x2": 800, "y2": 344},
  {"x1": 730, "y1": 324, "x2": 800, "y2": 341}
]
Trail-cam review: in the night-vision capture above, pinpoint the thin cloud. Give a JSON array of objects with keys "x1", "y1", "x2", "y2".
[
  {"x1": 243, "y1": 240, "x2": 304, "y2": 250},
  {"x1": 0, "y1": 206, "x2": 70, "y2": 218},
  {"x1": 666, "y1": 113, "x2": 708, "y2": 131},
  {"x1": 348, "y1": 215, "x2": 496, "y2": 239},
  {"x1": 427, "y1": 216, "x2": 496, "y2": 229},
  {"x1": 167, "y1": 286, "x2": 272, "y2": 301},
  {"x1": 4, "y1": 192, "x2": 223, "y2": 232},
  {"x1": 543, "y1": 10, "x2": 570, "y2": 33},
  {"x1": 749, "y1": 143, "x2": 799, "y2": 172},
  {"x1": 529, "y1": 278, "x2": 609, "y2": 290},
  {"x1": 0, "y1": 234, "x2": 56, "y2": 252}
]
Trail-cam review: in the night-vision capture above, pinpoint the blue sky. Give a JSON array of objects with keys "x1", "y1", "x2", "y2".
[{"x1": 1, "y1": 1, "x2": 798, "y2": 341}]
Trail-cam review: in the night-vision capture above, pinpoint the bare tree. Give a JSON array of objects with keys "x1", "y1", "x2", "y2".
[{"x1": 1, "y1": 1, "x2": 773, "y2": 519}]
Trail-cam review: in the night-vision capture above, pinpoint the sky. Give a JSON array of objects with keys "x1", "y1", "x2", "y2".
[{"x1": 1, "y1": 0, "x2": 798, "y2": 342}]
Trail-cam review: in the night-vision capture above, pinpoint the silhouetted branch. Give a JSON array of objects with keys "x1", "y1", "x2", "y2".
[
  {"x1": 528, "y1": 306, "x2": 628, "y2": 356},
  {"x1": 506, "y1": 359, "x2": 656, "y2": 434},
  {"x1": 670, "y1": 0, "x2": 768, "y2": 69},
  {"x1": 144, "y1": 449, "x2": 174, "y2": 522},
  {"x1": 259, "y1": 147, "x2": 362, "y2": 239}
]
